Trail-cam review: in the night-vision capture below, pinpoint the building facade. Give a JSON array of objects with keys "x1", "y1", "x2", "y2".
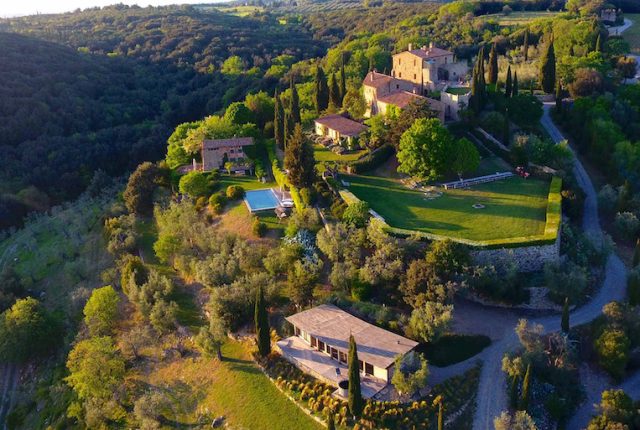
[
  {"x1": 201, "y1": 137, "x2": 254, "y2": 171},
  {"x1": 314, "y1": 114, "x2": 368, "y2": 146}
]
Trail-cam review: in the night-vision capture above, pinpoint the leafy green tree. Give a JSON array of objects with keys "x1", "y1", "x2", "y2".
[
  {"x1": 397, "y1": 118, "x2": 454, "y2": 181},
  {"x1": 84, "y1": 286, "x2": 120, "y2": 337},
  {"x1": 342, "y1": 201, "x2": 370, "y2": 228},
  {"x1": 387, "y1": 98, "x2": 439, "y2": 148},
  {"x1": 244, "y1": 91, "x2": 274, "y2": 130},
  {"x1": 149, "y1": 299, "x2": 178, "y2": 334},
  {"x1": 595, "y1": 328, "x2": 630, "y2": 380},
  {"x1": 123, "y1": 162, "x2": 160, "y2": 216},
  {"x1": 494, "y1": 411, "x2": 537, "y2": 430},
  {"x1": 65, "y1": 336, "x2": 125, "y2": 401},
  {"x1": 409, "y1": 301, "x2": 453, "y2": 343},
  {"x1": 289, "y1": 77, "x2": 301, "y2": 125},
  {"x1": 342, "y1": 88, "x2": 366, "y2": 119},
  {"x1": 329, "y1": 73, "x2": 341, "y2": 109},
  {"x1": 561, "y1": 297, "x2": 570, "y2": 333},
  {"x1": 196, "y1": 313, "x2": 228, "y2": 360},
  {"x1": 255, "y1": 286, "x2": 270, "y2": 357},
  {"x1": 221, "y1": 55, "x2": 245, "y2": 75},
  {"x1": 540, "y1": 37, "x2": 556, "y2": 94},
  {"x1": 178, "y1": 171, "x2": 209, "y2": 198},
  {"x1": 284, "y1": 124, "x2": 315, "y2": 188},
  {"x1": 451, "y1": 137, "x2": 480, "y2": 178},
  {"x1": 391, "y1": 352, "x2": 429, "y2": 396},
  {"x1": 314, "y1": 66, "x2": 329, "y2": 114},
  {"x1": 488, "y1": 43, "x2": 498, "y2": 85},
  {"x1": 587, "y1": 389, "x2": 637, "y2": 429},
  {"x1": 519, "y1": 363, "x2": 532, "y2": 411},
  {"x1": 340, "y1": 53, "x2": 347, "y2": 101},
  {"x1": 0, "y1": 297, "x2": 62, "y2": 362},
  {"x1": 347, "y1": 334, "x2": 363, "y2": 417},
  {"x1": 224, "y1": 102, "x2": 255, "y2": 125},
  {"x1": 505, "y1": 65, "x2": 513, "y2": 98},
  {"x1": 274, "y1": 91, "x2": 285, "y2": 149}
]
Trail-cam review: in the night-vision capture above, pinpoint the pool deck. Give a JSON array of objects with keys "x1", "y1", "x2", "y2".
[{"x1": 244, "y1": 188, "x2": 294, "y2": 212}]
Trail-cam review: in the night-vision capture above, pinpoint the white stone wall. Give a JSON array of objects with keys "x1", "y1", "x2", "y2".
[{"x1": 471, "y1": 235, "x2": 560, "y2": 272}]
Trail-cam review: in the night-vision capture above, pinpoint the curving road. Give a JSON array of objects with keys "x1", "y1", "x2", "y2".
[{"x1": 466, "y1": 104, "x2": 628, "y2": 430}]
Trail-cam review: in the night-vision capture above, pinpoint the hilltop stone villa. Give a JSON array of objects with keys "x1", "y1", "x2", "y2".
[
  {"x1": 277, "y1": 304, "x2": 418, "y2": 399},
  {"x1": 201, "y1": 136, "x2": 254, "y2": 172},
  {"x1": 363, "y1": 44, "x2": 471, "y2": 121}
]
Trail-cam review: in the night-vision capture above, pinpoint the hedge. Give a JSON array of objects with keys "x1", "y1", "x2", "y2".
[
  {"x1": 346, "y1": 144, "x2": 394, "y2": 174},
  {"x1": 340, "y1": 177, "x2": 562, "y2": 250}
]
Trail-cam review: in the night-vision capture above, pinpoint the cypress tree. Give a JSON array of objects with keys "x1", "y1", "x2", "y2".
[
  {"x1": 629, "y1": 270, "x2": 640, "y2": 307},
  {"x1": 471, "y1": 47, "x2": 486, "y2": 113},
  {"x1": 284, "y1": 124, "x2": 315, "y2": 188},
  {"x1": 314, "y1": 66, "x2": 329, "y2": 114},
  {"x1": 523, "y1": 29, "x2": 529, "y2": 61},
  {"x1": 512, "y1": 71, "x2": 519, "y2": 97},
  {"x1": 284, "y1": 110, "x2": 295, "y2": 149},
  {"x1": 562, "y1": 297, "x2": 570, "y2": 333},
  {"x1": 329, "y1": 73, "x2": 341, "y2": 109},
  {"x1": 254, "y1": 287, "x2": 270, "y2": 357},
  {"x1": 540, "y1": 36, "x2": 556, "y2": 94},
  {"x1": 347, "y1": 334, "x2": 363, "y2": 418},
  {"x1": 274, "y1": 91, "x2": 285, "y2": 149},
  {"x1": 488, "y1": 43, "x2": 498, "y2": 85},
  {"x1": 595, "y1": 33, "x2": 602, "y2": 53},
  {"x1": 509, "y1": 375, "x2": 520, "y2": 409},
  {"x1": 340, "y1": 53, "x2": 347, "y2": 102},
  {"x1": 437, "y1": 399, "x2": 444, "y2": 430},
  {"x1": 505, "y1": 65, "x2": 513, "y2": 98},
  {"x1": 519, "y1": 364, "x2": 532, "y2": 411},
  {"x1": 289, "y1": 77, "x2": 301, "y2": 124},
  {"x1": 327, "y1": 413, "x2": 336, "y2": 430},
  {"x1": 633, "y1": 238, "x2": 640, "y2": 267}
]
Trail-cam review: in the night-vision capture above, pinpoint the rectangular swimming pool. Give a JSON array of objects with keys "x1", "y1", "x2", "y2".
[{"x1": 244, "y1": 188, "x2": 281, "y2": 212}]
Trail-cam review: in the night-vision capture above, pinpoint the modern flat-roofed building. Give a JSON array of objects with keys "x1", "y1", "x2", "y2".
[{"x1": 277, "y1": 304, "x2": 418, "y2": 398}]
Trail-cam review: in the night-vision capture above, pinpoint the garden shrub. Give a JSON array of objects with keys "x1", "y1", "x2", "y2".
[
  {"x1": 348, "y1": 144, "x2": 393, "y2": 174},
  {"x1": 544, "y1": 260, "x2": 588, "y2": 303},
  {"x1": 299, "y1": 187, "x2": 314, "y2": 206},
  {"x1": 595, "y1": 328, "x2": 630, "y2": 380},
  {"x1": 350, "y1": 278, "x2": 372, "y2": 302},
  {"x1": 226, "y1": 185, "x2": 245, "y2": 200},
  {"x1": 208, "y1": 192, "x2": 227, "y2": 214},
  {"x1": 598, "y1": 185, "x2": 619, "y2": 216},
  {"x1": 614, "y1": 212, "x2": 640, "y2": 238},
  {"x1": 252, "y1": 218, "x2": 267, "y2": 237},
  {"x1": 342, "y1": 201, "x2": 370, "y2": 228}
]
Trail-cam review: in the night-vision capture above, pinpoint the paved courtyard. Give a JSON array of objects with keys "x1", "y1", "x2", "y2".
[{"x1": 276, "y1": 336, "x2": 387, "y2": 399}]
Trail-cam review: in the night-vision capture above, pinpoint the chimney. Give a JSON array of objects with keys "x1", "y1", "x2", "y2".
[{"x1": 408, "y1": 43, "x2": 412, "y2": 51}]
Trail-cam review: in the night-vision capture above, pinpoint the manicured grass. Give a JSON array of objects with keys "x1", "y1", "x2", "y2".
[
  {"x1": 623, "y1": 14, "x2": 640, "y2": 55},
  {"x1": 345, "y1": 174, "x2": 550, "y2": 241},
  {"x1": 480, "y1": 11, "x2": 560, "y2": 26},
  {"x1": 218, "y1": 175, "x2": 276, "y2": 192},
  {"x1": 314, "y1": 144, "x2": 367, "y2": 170},
  {"x1": 420, "y1": 334, "x2": 491, "y2": 367},
  {"x1": 141, "y1": 340, "x2": 323, "y2": 430}
]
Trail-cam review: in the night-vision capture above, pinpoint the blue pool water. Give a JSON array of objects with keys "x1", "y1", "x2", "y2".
[{"x1": 244, "y1": 189, "x2": 280, "y2": 212}]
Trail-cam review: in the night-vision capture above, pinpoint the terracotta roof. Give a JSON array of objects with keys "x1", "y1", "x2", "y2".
[
  {"x1": 377, "y1": 91, "x2": 426, "y2": 109},
  {"x1": 286, "y1": 304, "x2": 418, "y2": 369},
  {"x1": 202, "y1": 137, "x2": 253, "y2": 149},
  {"x1": 362, "y1": 71, "x2": 397, "y2": 89},
  {"x1": 315, "y1": 114, "x2": 368, "y2": 136},
  {"x1": 405, "y1": 46, "x2": 454, "y2": 59}
]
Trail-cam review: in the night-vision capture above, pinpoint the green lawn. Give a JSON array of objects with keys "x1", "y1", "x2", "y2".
[
  {"x1": 445, "y1": 87, "x2": 470, "y2": 95},
  {"x1": 345, "y1": 174, "x2": 550, "y2": 241},
  {"x1": 480, "y1": 11, "x2": 560, "y2": 26},
  {"x1": 218, "y1": 175, "x2": 275, "y2": 192},
  {"x1": 314, "y1": 144, "x2": 367, "y2": 170},
  {"x1": 624, "y1": 14, "x2": 640, "y2": 55},
  {"x1": 144, "y1": 340, "x2": 323, "y2": 430},
  {"x1": 421, "y1": 334, "x2": 491, "y2": 367}
]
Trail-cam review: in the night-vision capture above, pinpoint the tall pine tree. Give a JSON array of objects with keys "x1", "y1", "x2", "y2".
[
  {"x1": 523, "y1": 29, "x2": 529, "y2": 61},
  {"x1": 340, "y1": 53, "x2": 347, "y2": 102},
  {"x1": 329, "y1": 73, "x2": 341, "y2": 110},
  {"x1": 519, "y1": 364, "x2": 532, "y2": 411},
  {"x1": 595, "y1": 33, "x2": 602, "y2": 53},
  {"x1": 512, "y1": 71, "x2": 519, "y2": 97},
  {"x1": 348, "y1": 334, "x2": 363, "y2": 417},
  {"x1": 488, "y1": 43, "x2": 498, "y2": 85},
  {"x1": 284, "y1": 124, "x2": 315, "y2": 188},
  {"x1": 274, "y1": 91, "x2": 285, "y2": 149},
  {"x1": 314, "y1": 66, "x2": 329, "y2": 114},
  {"x1": 540, "y1": 35, "x2": 556, "y2": 94},
  {"x1": 471, "y1": 46, "x2": 486, "y2": 113},
  {"x1": 254, "y1": 287, "x2": 270, "y2": 357},
  {"x1": 505, "y1": 65, "x2": 513, "y2": 98},
  {"x1": 289, "y1": 77, "x2": 301, "y2": 124}
]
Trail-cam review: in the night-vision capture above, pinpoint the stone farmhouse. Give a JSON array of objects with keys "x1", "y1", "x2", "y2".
[
  {"x1": 277, "y1": 304, "x2": 418, "y2": 399},
  {"x1": 314, "y1": 114, "x2": 368, "y2": 146},
  {"x1": 201, "y1": 137, "x2": 253, "y2": 172},
  {"x1": 363, "y1": 44, "x2": 469, "y2": 121}
]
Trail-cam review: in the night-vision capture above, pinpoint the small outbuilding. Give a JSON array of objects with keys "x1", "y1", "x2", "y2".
[{"x1": 314, "y1": 114, "x2": 368, "y2": 147}]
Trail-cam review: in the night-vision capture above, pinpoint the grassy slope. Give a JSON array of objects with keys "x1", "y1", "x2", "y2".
[
  {"x1": 314, "y1": 144, "x2": 367, "y2": 165},
  {"x1": 480, "y1": 11, "x2": 560, "y2": 26},
  {"x1": 346, "y1": 175, "x2": 550, "y2": 241},
  {"x1": 138, "y1": 340, "x2": 323, "y2": 430},
  {"x1": 624, "y1": 14, "x2": 640, "y2": 54}
]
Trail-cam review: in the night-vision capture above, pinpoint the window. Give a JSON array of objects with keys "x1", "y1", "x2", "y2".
[
  {"x1": 294, "y1": 327, "x2": 300, "y2": 336},
  {"x1": 396, "y1": 84, "x2": 399, "y2": 89},
  {"x1": 311, "y1": 337, "x2": 317, "y2": 348},
  {"x1": 365, "y1": 363, "x2": 374, "y2": 375},
  {"x1": 399, "y1": 72, "x2": 402, "y2": 78},
  {"x1": 398, "y1": 58, "x2": 401, "y2": 65},
  {"x1": 318, "y1": 340, "x2": 325, "y2": 352},
  {"x1": 339, "y1": 351, "x2": 347, "y2": 363},
  {"x1": 358, "y1": 360, "x2": 363, "y2": 372},
  {"x1": 331, "y1": 348, "x2": 338, "y2": 360},
  {"x1": 414, "y1": 74, "x2": 417, "y2": 80}
]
